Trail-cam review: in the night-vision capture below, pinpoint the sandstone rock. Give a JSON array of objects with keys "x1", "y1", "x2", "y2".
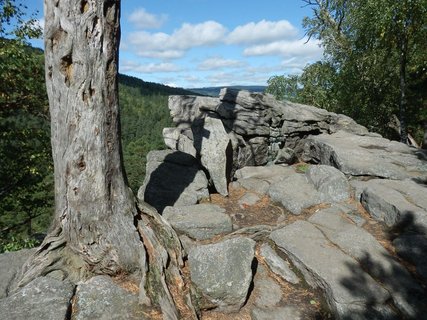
[
  {"x1": 301, "y1": 130, "x2": 427, "y2": 180},
  {"x1": 360, "y1": 179, "x2": 427, "y2": 232},
  {"x1": 163, "y1": 127, "x2": 197, "y2": 157},
  {"x1": 259, "y1": 243, "x2": 299, "y2": 284},
  {"x1": 188, "y1": 237, "x2": 255, "y2": 312},
  {"x1": 253, "y1": 267, "x2": 282, "y2": 308},
  {"x1": 73, "y1": 275, "x2": 145, "y2": 320},
  {"x1": 306, "y1": 164, "x2": 351, "y2": 202},
  {"x1": 268, "y1": 173, "x2": 321, "y2": 215},
  {"x1": 0, "y1": 277, "x2": 74, "y2": 320},
  {"x1": 270, "y1": 221, "x2": 392, "y2": 319},
  {"x1": 309, "y1": 206, "x2": 425, "y2": 318},
  {"x1": 193, "y1": 116, "x2": 231, "y2": 196},
  {"x1": 163, "y1": 204, "x2": 232, "y2": 240},
  {"x1": 0, "y1": 248, "x2": 36, "y2": 298},
  {"x1": 137, "y1": 150, "x2": 209, "y2": 212},
  {"x1": 231, "y1": 178, "x2": 270, "y2": 195}
]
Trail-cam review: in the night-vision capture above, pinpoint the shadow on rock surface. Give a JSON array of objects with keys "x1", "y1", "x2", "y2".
[{"x1": 340, "y1": 212, "x2": 427, "y2": 319}]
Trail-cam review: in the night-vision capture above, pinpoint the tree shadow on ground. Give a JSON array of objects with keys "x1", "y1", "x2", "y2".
[{"x1": 340, "y1": 212, "x2": 427, "y2": 319}]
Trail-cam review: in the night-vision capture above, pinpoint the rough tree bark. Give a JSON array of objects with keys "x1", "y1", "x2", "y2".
[{"x1": 13, "y1": 1, "x2": 194, "y2": 318}]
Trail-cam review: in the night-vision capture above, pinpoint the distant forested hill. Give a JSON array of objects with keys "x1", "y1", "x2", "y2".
[
  {"x1": 119, "y1": 74, "x2": 197, "y2": 96},
  {"x1": 188, "y1": 85, "x2": 266, "y2": 97}
]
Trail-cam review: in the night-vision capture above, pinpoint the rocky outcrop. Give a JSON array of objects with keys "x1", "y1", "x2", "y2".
[
  {"x1": 163, "y1": 88, "x2": 372, "y2": 193},
  {"x1": 3, "y1": 89, "x2": 427, "y2": 319}
]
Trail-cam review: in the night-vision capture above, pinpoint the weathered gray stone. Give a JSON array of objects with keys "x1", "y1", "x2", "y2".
[
  {"x1": 306, "y1": 165, "x2": 351, "y2": 202},
  {"x1": 270, "y1": 221, "x2": 391, "y2": 319},
  {"x1": 268, "y1": 174, "x2": 321, "y2": 215},
  {"x1": 360, "y1": 179, "x2": 427, "y2": 232},
  {"x1": 163, "y1": 204, "x2": 232, "y2": 240},
  {"x1": 309, "y1": 206, "x2": 425, "y2": 318},
  {"x1": 193, "y1": 116, "x2": 231, "y2": 196},
  {"x1": 168, "y1": 95, "x2": 217, "y2": 128},
  {"x1": 253, "y1": 273, "x2": 282, "y2": 308},
  {"x1": 0, "y1": 248, "x2": 36, "y2": 298},
  {"x1": 137, "y1": 150, "x2": 209, "y2": 212},
  {"x1": 163, "y1": 127, "x2": 197, "y2": 157},
  {"x1": 301, "y1": 130, "x2": 427, "y2": 180},
  {"x1": 274, "y1": 147, "x2": 297, "y2": 164},
  {"x1": 0, "y1": 277, "x2": 74, "y2": 320},
  {"x1": 259, "y1": 243, "x2": 299, "y2": 284},
  {"x1": 251, "y1": 306, "x2": 302, "y2": 320},
  {"x1": 188, "y1": 237, "x2": 256, "y2": 312},
  {"x1": 73, "y1": 275, "x2": 146, "y2": 320}
]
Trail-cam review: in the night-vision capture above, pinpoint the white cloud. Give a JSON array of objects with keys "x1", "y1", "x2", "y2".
[
  {"x1": 121, "y1": 60, "x2": 180, "y2": 73},
  {"x1": 197, "y1": 57, "x2": 244, "y2": 70},
  {"x1": 128, "y1": 8, "x2": 167, "y2": 29},
  {"x1": 244, "y1": 38, "x2": 323, "y2": 59},
  {"x1": 127, "y1": 21, "x2": 227, "y2": 59},
  {"x1": 227, "y1": 20, "x2": 298, "y2": 45}
]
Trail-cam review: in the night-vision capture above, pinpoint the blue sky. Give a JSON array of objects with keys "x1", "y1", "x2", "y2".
[{"x1": 26, "y1": 0, "x2": 323, "y2": 88}]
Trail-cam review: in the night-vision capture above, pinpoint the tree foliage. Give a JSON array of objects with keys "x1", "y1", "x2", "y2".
[
  {"x1": 267, "y1": 0, "x2": 427, "y2": 142},
  {"x1": 0, "y1": 0, "x2": 52, "y2": 251}
]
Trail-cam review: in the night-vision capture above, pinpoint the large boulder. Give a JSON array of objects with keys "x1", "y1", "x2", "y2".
[
  {"x1": 73, "y1": 276, "x2": 146, "y2": 320},
  {"x1": 137, "y1": 150, "x2": 209, "y2": 213},
  {"x1": 188, "y1": 237, "x2": 256, "y2": 312},
  {"x1": 163, "y1": 204, "x2": 232, "y2": 240},
  {"x1": 193, "y1": 116, "x2": 231, "y2": 196},
  {"x1": 0, "y1": 277, "x2": 74, "y2": 320}
]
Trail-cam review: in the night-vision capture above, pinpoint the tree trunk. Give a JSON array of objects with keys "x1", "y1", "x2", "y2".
[
  {"x1": 14, "y1": 1, "x2": 194, "y2": 318},
  {"x1": 398, "y1": 34, "x2": 408, "y2": 144}
]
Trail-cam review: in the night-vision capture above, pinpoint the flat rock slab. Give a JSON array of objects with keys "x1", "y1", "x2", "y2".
[
  {"x1": 234, "y1": 164, "x2": 295, "y2": 184},
  {"x1": 306, "y1": 164, "x2": 351, "y2": 202},
  {"x1": 360, "y1": 179, "x2": 427, "y2": 232},
  {"x1": 270, "y1": 220, "x2": 391, "y2": 319},
  {"x1": 73, "y1": 276, "x2": 146, "y2": 320},
  {"x1": 0, "y1": 248, "x2": 36, "y2": 298},
  {"x1": 0, "y1": 276, "x2": 74, "y2": 320},
  {"x1": 309, "y1": 206, "x2": 425, "y2": 318},
  {"x1": 251, "y1": 306, "x2": 302, "y2": 320},
  {"x1": 259, "y1": 243, "x2": 299, "y2": 284},
  {"x1": 137, "y1": 150, "x2": 209, "y2": 213},
  {"x1": 163, "y1": 204, "x2": 232, "y2": 240},
  {"x1": 253, "y1": 266, "x2": 283, "y2": 308},
  {"x1": 302, "y1": 130, "x2": 427, "y2": 180},
  {"x1": 268, "y1": 173, "x2": 321, "y2": 215},
  {"x1": 188, "y1": 237, "x2": 256, "y2": 312}
]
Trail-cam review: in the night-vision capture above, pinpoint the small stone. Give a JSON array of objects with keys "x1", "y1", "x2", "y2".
[{"x1": 259, "y1": 243, "x2": 299, "y2": 284}]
